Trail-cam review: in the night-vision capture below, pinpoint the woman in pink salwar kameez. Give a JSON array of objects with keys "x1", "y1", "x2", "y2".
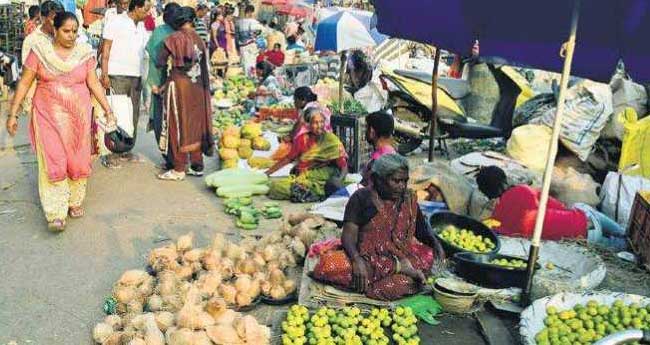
[{"x1": 7, "y1": 12, "x2": 114, "y2": 231}]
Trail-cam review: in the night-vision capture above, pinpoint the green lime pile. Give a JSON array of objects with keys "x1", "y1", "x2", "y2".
[
  {"x1": 280, "y1": 305, "x2": 420, "y2": 345},
  {"x1": 439, "y1": 225, "x2": 495, "y2": 253},
  {"x1": 282, "y1": 305, "x2": 310, "y2": 345},
  {"x1": 489, "y1": 258, "x2": 527, "y2": 269},
  {"x1": 535, "y1": 300, "x2": 650, "y2": 345},
  {"x1": 391, "y1": 306, "x2": 420, "y2": 345}
]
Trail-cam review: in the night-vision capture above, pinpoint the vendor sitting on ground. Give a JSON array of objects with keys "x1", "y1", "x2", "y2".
[
  {"x1": 266, "y1": 107, "x2": 348, "y2": 202},
  {"x1": 477, "y1": 166, "x2": 626, "y2": 248},
  {"x1": 313, "y1": 154, "x2": 445, "y2": 300},
  {"x1": 287, "y1": 86, "x2": 332, "y2": 141},
  {"x1": 361, "y1": 111, "x2": 397, "y2": 186},
  {"x1": 252, "y1": 60, "x2": 282, "y2": 107}
]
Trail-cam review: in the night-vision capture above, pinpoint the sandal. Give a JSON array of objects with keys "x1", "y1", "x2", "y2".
[
  {"x1": 187, "y1": 166, "x2": 204, "y2": 177},
  {"x1": 48, "y1": 219, "x2": 66, "y2": 232},
  {"x1": 157, "y1": 170, "x2": 185, "y2": 181},
  {"x1": 68, "y1": 206, "x2": 85, "y2": 218},
  {"x1": 101, "y1": 155, "x2": 122, "y2": 169}
]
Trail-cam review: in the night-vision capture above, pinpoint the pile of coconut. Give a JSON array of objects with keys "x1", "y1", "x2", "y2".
[{"x1": 92, "y1": 213, "x2": 335, "y2": 345}]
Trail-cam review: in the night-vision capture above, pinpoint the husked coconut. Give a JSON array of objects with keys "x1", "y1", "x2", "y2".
[
  {"x1": 176, "y1": 233, "x2": 194, "y2": 253},
  {"x1": 93, "y1": 322, "x2": 113, "y2": 343}
]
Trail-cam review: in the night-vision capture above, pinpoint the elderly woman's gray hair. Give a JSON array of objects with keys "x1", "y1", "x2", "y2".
[
  {"x1": 371, "y1": 154, "x2": 409, "y2": 177},
  {"x1": 303, "y1": 106, "x2": 323, "y2": 123}
]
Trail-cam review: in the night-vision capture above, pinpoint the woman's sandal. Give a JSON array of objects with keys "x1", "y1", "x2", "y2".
[
  {"x1": 157, "y1": 170, "x2": 186, "y2": 181},
  {"x1": 48, "y1": 219, "x2": 66, "y2": 232},
  {"x1": 68, "y1": 206, "x2": 85, "y2": 219}
]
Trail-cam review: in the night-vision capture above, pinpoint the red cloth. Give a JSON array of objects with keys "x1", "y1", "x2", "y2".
[
  {"x1": 256, "y1": 50, "x2": 285, "y2": 67},
  {"x1": 144, "y1": 14, "x2": 155, "y2": 31},
  {"x1": 492, "y1": 185, "x2": 587, "y2": 240}
]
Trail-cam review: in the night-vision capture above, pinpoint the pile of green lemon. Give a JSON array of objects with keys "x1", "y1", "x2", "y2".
[
  {"x1": 438, "y1": 225, "x2": 495, "y2": 253},
  {"x1": 535, "y1": 299, "x2": 650, "y2": 345},
  {"x1": 281, "y1": 305, "x2": 420, "y2": 345},
  {"x1": 489, "y1": 258, "x2": 527, "y2": 269}
]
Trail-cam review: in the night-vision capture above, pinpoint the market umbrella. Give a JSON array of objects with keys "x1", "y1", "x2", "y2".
[
  {"x1": 277, "y1": 3, "x2": 312, "y2": 17},
  {"x1": 373, "y1": 0, "x2": 650, "y2": 305},
  {"x1": 315, "y1": 10, "x2": 387, "y2": 113}
]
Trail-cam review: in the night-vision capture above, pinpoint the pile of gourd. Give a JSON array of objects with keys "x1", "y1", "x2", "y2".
[
  {"x1": 205, "y1": 168, "x2": 270, "y2": 199},
  {"x1": 218, "y1": 123, "x2": 273, "y2": 170},
  {"x1": 92, "y1": 214, "x2": 336, "y2": 345}
]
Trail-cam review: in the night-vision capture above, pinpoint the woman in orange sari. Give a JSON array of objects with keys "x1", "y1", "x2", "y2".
[{"x1": 7, "y1": 12, "x2": 115, "y2": 231}]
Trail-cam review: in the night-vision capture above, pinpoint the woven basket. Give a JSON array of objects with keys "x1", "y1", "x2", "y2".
[{"x1": 433, "y1": 283, "x2": 477, "y2": 314}]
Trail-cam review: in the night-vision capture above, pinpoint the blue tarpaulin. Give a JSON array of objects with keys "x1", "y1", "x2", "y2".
[{"x1": 374, "y1": 0, "x2": 650, "y2": 83}]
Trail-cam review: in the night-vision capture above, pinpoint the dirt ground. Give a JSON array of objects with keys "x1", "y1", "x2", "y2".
[{"x1": 1, "y1": 113, "x2": 648, "y2": 345}]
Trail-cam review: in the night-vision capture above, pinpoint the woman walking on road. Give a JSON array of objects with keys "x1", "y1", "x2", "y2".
[
  {"x1": 6, "y1": 12, "x2": 115, "y2": 231},
  {"x1": 156, "y1": 7, "x2": 214, "y2": 181}
]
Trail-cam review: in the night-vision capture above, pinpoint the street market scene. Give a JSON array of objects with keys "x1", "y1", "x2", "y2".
[{"x1": 1, "y1": 0, "x2": 650, "y2": 344}]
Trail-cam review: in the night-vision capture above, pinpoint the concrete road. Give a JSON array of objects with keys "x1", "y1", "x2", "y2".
[{"x1": 0, "y1": 115, "x2": 308, "y2": 345}]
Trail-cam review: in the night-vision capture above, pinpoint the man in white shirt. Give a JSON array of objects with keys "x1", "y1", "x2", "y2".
[
  {"x1": 100, "y1": 0, "x2": 151, "y2": 164},
  {"x1": 236, "y1": 5, "x2": 262, "y2": 77}
]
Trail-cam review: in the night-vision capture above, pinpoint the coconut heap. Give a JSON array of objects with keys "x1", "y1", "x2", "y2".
[{"x1": 92, "y1": 213, "x2": 336, "y2": 345}]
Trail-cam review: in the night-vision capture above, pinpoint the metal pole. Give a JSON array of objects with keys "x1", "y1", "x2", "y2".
[
  {"x1": 428, "y1": 47, "x2": 441, "y2": 162},
  {"x1": 522, "y1": 0, "x2": 581, "y2": 306},
  {"x1": 338, "y1": 51, "x2": 347, "y2": 114}
]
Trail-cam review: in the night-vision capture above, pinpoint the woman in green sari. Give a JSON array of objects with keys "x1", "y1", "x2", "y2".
[{"x1": 266, "y1": 107, "x2": 348, "y2": 202}]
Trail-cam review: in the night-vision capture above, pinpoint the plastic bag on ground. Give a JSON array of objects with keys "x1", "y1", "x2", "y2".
[
  {"x1": 601, "y1": 71, "x2": 648, "y2": 140},
  {"x1": 550, "y1": 166, "x2": 600, "y2": 207},
  {"x1": 506, "y1": 124, "x2": 552, "y2": 173},
  {"x1": 618, "y1": 107, "x2": 650, "y2": 178},
  {"x1": 530, "y1": 80, "x2": 613, "y2": 161},
  {"x1": 409, "y1": 161, "x2": 474, "y2": 215},
  {"x1": 600, "y1": 171, "x2": 650, "y2": 227}
]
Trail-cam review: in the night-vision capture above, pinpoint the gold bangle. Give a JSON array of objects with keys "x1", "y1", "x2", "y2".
[{"x1": 394, "y1": 255, "x2": 401, "y2": 274}]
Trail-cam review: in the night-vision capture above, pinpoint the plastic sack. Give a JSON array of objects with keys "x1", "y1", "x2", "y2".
[
  {"x1": 506, "y1": 124, "x2": 552, "y2": 172},
  {"x1": 600, "y1": 171, "x2": 650, "y2": 227},
  {"x1": 105, "y1": 92, "x2": 134, "y2": 137},
  {"x1": 409, "y1": 161, "x2": 474, "y2": 215},
  {"x1": 530, "y1": 80, "x2": 613, "y2": 161},
  {"x1": 550, "y1": 166, "x2": 600, "y2": 207},
  {"x1": 618, "y1": 107, "x2": 650, "y2": 178}
]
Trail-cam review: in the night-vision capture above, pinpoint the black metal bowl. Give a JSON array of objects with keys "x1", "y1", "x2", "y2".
[
  {"x1": 453, "y1": 252, "x2": 540, "y2": 289},
  {"x1": 428, "y1": 212, "x2": 501, "y2": 256},
  {"x1": 261, "y1": 290, "x2": 298, "y2": 305}
]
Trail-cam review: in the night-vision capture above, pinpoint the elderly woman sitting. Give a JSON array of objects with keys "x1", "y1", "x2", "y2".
[
  {"x1": 313, "y1": 154, "x2": 445, "y2": 300},
  {"x1": 266, "y1": 107, "x2": 348, "y2": 202}
]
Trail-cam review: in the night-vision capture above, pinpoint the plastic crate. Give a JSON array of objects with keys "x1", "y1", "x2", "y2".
[
  {"x1": 330, "y1": 113, "x2": 371, "y2": 173},
  {"x1": 627, "y1": 191, "x2": 650, "y2": 271}
]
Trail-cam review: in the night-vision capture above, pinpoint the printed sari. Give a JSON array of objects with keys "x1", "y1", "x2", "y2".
[
  {"x1": 313, "y1": 189, "x2": 436, "y2": 300},
  {"x1": 25, "y1": 42, "x2": 95, "y2": 222},
  {"x1": 269, "y1": 132, "x2": 347, "y2": 202}
]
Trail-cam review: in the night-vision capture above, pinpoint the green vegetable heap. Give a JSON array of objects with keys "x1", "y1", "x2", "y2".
[
  {"x1": 536, "y1": 299, "x2": 650, "y2": 345},
  {"x1": 281, "y1": 305, "x2": 421, "y2": 345},
  {"x1": 224, "y1": 197, "x2": 260, "y2": 230},
  {"x1": 328, "y1": 99, "x2": 368, "y2": 115}
]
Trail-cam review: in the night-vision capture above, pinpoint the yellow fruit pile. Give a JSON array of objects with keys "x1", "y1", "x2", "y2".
[
  {"x1": 218, "y1": 121, "x2": 272, "y2": 170},
  {"x1": 438, "y1": 225, "x2": 495, "y2": 253},
  {"x1": 489, "y1": 258, "x2": 527, "y2": 269},
  {"x1": 536, "y1": 300, "x2": 650, "y2": 345}
]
